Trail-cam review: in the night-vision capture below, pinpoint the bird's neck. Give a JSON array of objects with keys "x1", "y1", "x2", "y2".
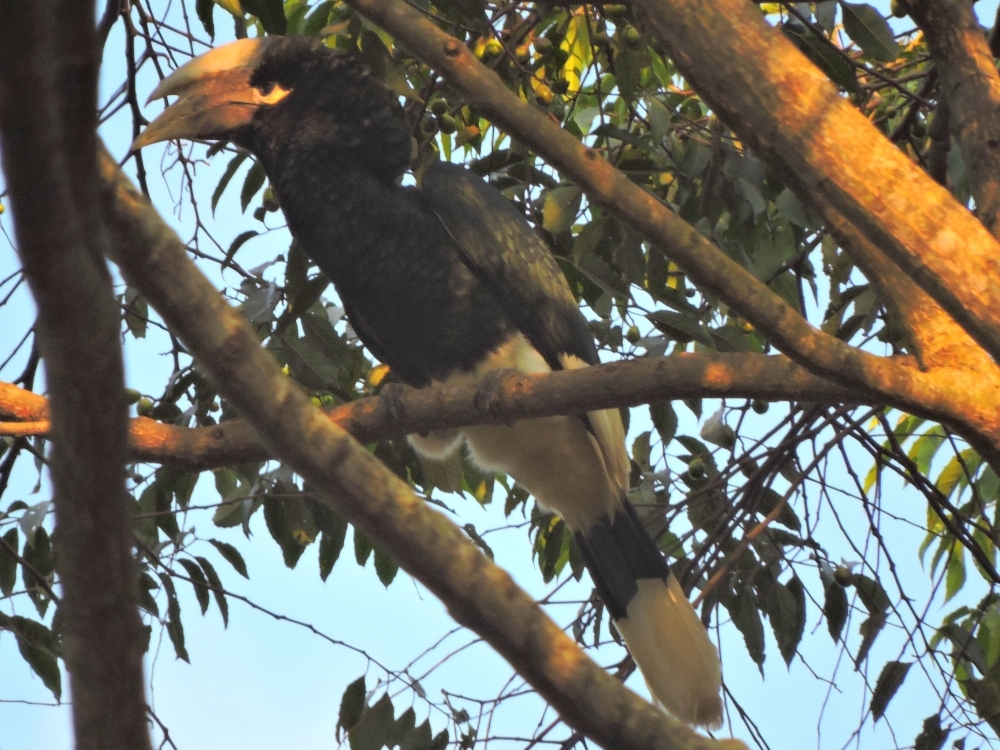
[{"x1": 265, "y1": 148, "x2": 407, "y2": 277}]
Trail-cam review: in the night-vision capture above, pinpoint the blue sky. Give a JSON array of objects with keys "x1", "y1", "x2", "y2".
[{"x1": 3, "y1": 1, "x2": 1000, "y2": 748}]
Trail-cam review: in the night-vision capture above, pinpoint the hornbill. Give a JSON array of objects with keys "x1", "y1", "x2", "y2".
[{"x1": 133, "y1": 36, "x2": 722, "y2": 728}]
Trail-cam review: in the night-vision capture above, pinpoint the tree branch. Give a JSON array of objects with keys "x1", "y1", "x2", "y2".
[
  {"x1": 909, "y1": 0, "x2": 1000, "y2": 239},
  {"x1": 628, "y1": 0, "x2": 1000, "y2": 364},
  {"x1": 96, "y1": 147, "x2": 733, "y2": 749},
  {"x1": 0, "y1": 2, "x2": 151, "y2": 748},
  {"x1": 0, "y1": 352, "x2": 862, "y2": 469}
]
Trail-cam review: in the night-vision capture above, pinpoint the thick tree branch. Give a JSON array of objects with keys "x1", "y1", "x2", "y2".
[
  {"x1": 628, "y1": 0, "x2": 1000, "y2": 364},
  {"x1": 96, "y1": 148, "x2": 732, "y2": 749},
  {"x1": 909, "y1": 0, "x2": 1000, "y2": 239},
  {"x1": 341, "y1": 0, "x2": 967, "y2": 419},
  {"x1": 0, "y1": 2, "x2": 152, "y2": 749},
  {"x1": 0, "y1": 352, "x2": 862, "y2": 469}
]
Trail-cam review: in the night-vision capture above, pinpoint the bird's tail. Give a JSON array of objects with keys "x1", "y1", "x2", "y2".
[{"x1": 574, "y1": 502, "x2": 723, "y2": 729}]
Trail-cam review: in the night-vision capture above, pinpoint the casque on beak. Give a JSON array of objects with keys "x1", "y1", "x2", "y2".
[{"x1": 131, "y1": 37, "x2": 289, "y2": 151}]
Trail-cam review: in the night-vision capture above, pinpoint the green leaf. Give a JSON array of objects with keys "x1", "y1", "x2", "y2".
[
  {"x1": 399, "y1": 719, "x2": 433, "y2": 750},
  {"x1": 196, "y1": 556, "x2": 228, "y2": 627},
  {"x1": 824, "y1": 581, "x2": 849, "y2": 642},
  {"x1": 649, "y1": 401, "x2": 677, "y2": 447},
  {"x1": 726, "y1": 583, "x2": 765, "y2": 671},
  {"x1": 913, "y1": 715, "x2": 949, "y2": 750},
  {"x1": 123, "y1": 287, "x2": 148, "y2": 338},
  {"x1": 22, "y1": 527, "x2": 53, "y2": 618},
  {"x1": 196, "y1": 0, "x2": 215, "y2": 37},
  {"x1": 0, "y1": 614, "x2": 61, "y2": 700},
  {"x1": 240, "y1": 161, "x2": 266, "y2": 213},
  {"x1": 374, "y1": 546, "x2": 398, "y2": 587},
  {"x1": 160, "y1": 573, "x2": 190, "y2": 662},
  {"x1": 263, "y1": 495, "x2": 307, "y2": 568},
  {"x1": 417, "y1": 451, "x2": 464, "y2": 493},
  {"x1": 241, "y1": 0, "x2": 287, "y2": 34},
  {"x1": 542, "y1": 185, "x2": 582, "y2": 234},
  {"x1": 910, "y1": 426, "x2": 946, "y2": 477},
  {"x1": 224, "y1": 230, "x2": 258, "y2": 267},
  {"x1": 0, "y1": 527, "x2": 17, "y2": 596},
  {"x1": 282, "y1": 332, "x2": 342, "y2": 391},
  {"x1": 857, "y1": 612, "x2": 886, "y2": 664},
  {"x1": 432, "y1": 0, "x2": 487, "y2": 29},
  {"x1": 853, "y1": 574, "x2": 890, "y2": 614},
  {"x1": 212, "y1": 150, "x2": 249, "y2": 212},
  {"x1": 338, "y1": 675, "x2": 367, "y2": 730},
  {"x1": 840, "y1": 2, "x2": 899, "y2": 61},
  {"x1": 354, "y1": 527, "x2": 374, "y2": 566},
  {"x1": 774, "y1": 577, "x2": 806, "y2": 665},
  {"x1": 208, "y1": 538, "x2": 249, "y2": 578},
  {"x1": 631, "y1": 430, "x2": 651, "y2": 470},
  {"x1": 647, "y1": 310, "x2": 713, "y2": 346},
  {"x1": 783, "y1": 21, "x2": 857, "y2": 93},
  {"x1": 213, "y1": 0, "x2": 243, "y2": 16},
  {"x1": 756, "y1": 488, "x2": 801, "y2": 531},
  {"x1": 870, "y1": 660, "x2": 912, "y2": 721},
  {"x1": 940, "y1": 623, "x2": 988, "y2": 673},
  {"x1": 946, "y1": 546, "x2": 966, "y2": 603},
  {"x1": 177, "y1": 558, "x2": 211, "y2": 615},
  {"x1": 350, "y1": 693, "x2": 396, "y2": 750}
]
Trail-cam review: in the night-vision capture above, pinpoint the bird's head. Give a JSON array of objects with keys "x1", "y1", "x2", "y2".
[{"x1": 132, "y1": 36, "x2": 412, "y2": 180}]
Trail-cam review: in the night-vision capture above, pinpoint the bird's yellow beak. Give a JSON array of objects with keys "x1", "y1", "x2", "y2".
[{"x1": 131, "y1": 37, "x2": 289, "y2": 151}]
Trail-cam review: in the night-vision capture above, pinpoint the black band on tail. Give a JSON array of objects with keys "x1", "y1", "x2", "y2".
[{"x1": 574, "y1": 501, "x2": 670, "y2": 620}]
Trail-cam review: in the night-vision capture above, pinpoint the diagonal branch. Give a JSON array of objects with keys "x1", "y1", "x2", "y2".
[
  {"x1": 628, "y1": 0, "x2": 1000, "y2": 364},
  {"x1": 95, "y1": 145, "x2": 732, "y2": 750},
  {"x1": 0, "y1": 2, "x2": 151, "y2": 748}
]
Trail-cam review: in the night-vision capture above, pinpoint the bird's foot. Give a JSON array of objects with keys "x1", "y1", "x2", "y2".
[
  {"x1": 473, "y1": 367, "x2": 518, "y2": 421},
  {"x1": 378, "y1": 382, "x2": 409, "y2": 422}
]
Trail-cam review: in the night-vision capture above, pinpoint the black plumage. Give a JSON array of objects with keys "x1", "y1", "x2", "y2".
[{"x1": 133, "y1": 35, "x2": 722, "y2": 728}]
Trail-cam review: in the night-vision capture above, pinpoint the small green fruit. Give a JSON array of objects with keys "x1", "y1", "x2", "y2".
[
  {"x1": 437, "y1": 114, "x2": 459, "y2": 134},
  {"x1": 124, "y1": 388, "x2": 143, "y2": 405},
  {"x1": 484, "y1": 38, "x2": 504, "y2": 56},
  {"x1": 430, "y1": 98, "x2": 449, "y2": 116},
  {"x1": 751, "y1": 399, "x2": 769, "y2": 414},
  {"x1": 604, "y1": 4, "x2": 628, "y2": 18},
  {"x1": 623, "y1": 26, "x2": 641, "y2": 48},
  {"x1": 136, "y1": 397, "x2": 154, "y2": 417},
  {"x1": 533, "y1": 36, "x2": 553, "y2": 53},
  {"x1": 688, "y1": 456, "x2": 705, "y2": 478},
  {"x1": 591, "y1": 30, "x2": 610, "y2": 46},
  {"x1": 834, "y1": 565, "x2": 854, "y2": 587},
  {"x1": 625, "y1": 325, "x2": 641, "y2": 343},
  {"x1": 262, "y1": 186, "x2": 280, "y2": 212}
]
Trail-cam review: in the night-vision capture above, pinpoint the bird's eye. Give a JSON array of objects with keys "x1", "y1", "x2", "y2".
[{"x1": 257, "y1": 81, "x2": 276, "y2": 96}]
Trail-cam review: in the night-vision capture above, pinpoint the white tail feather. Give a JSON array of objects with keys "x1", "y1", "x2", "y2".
[{"x1": 615, "y1": 577, "x2": 723, "y2": 729}]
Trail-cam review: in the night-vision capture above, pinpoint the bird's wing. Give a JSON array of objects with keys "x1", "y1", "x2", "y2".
[{"x1": 421, "y1": 161, "x2": 597, "y2": 370}]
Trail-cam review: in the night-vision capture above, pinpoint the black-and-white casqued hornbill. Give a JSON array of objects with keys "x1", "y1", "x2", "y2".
[{"x1": 133, "y1": 36, "x2": 722, "y2": 728}]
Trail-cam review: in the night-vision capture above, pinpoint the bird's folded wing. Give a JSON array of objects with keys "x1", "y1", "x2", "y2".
[{"x1": 421, "y1": 161, "x2": 597, "y2": 370}]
